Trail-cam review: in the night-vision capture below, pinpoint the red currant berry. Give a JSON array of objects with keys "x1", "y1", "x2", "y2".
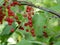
[
  {"x1": 26, "y1": 29, "x2": 29, "y2": 32},
  {"x1": 0, "y1": 6, "x2": 2, "y2": 11},
  {"x1": 29, "y1": 24, "x2": 33, "y2": 27},
  {"x1": 26, "y1": 9, "x2": 30, "y2": 12},
  {"x1": 8, "y1": 10, "x2": 15, "y2": 16},
  {"x1": 3, "y1": 2, "x2": 6, "y2": 6},
  {"x1": 10, "y1": 3, "x2": 15, "y2": 6},
  {"x1": 24, "y1": 23, "x2": 28, "y2": 26},
  {"x1": 43, "y1": 31, "x2": 48, "y2": 38},
  {"x1": 28, "y1": 21, "x2": 33, "y2": 27},
  {"x1": 10, "y1": 28, "x2": 14, "y2": 33},
  {"x1": 27, "y1": 12, "x2": 31, "y2": 16},
  {"x1": 28, "y1": 16, "x2": 32, "y2": 20},
  {"x1": 5, "y1": 17, "x2": 14, "y2": 25},
  {"x1": 26, "y1": 6, "x2": 32, "y2": 12},
  {"x1": 7, "y1": 5, "x2": 11, "y2": 10},
  {"x1": 10, "y1": 1, "x2": 19, "y2": 6},
  {"x1": 32, "y1": 34, "x2": 36, "y2": 37},
  {"x1": 17, "y1": 21, "x2": 21, "y2": 25},
  {"x1": 27, "y1": 6, "x2": 32, "y2": 10},
  {"x1": 43, "y1": 26, "x2": 47, "y2": 28},
  {"x1": 8, "y1": 18, "x2": 14, "y2": 23},
  {"x1": 28, "y1": 21, "x2": 32, "y2": 24},
  {"x1": 19, "y1": 26, "x2": 24, "y2": 30},
  {"x1": 0, "y1": 6, "x2": 2, "y2": 9},
  {"x1": 30, "y1": 29, "x2": 34, "y2": 34},
  {"x1": 13, "y1": 1, "x2": 19, "y2": 5},
  {"x1": 8, "y1": 22, "x2": 12, "y2": 25}
]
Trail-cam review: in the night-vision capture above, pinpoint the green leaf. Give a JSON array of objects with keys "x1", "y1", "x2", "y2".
[
  {"x1": 19, "y1": 5, "x2": 24, "y2": 11},
  {"x1": 0, "y1": 22, "x2": 17, "y2": 42},
  {"x1": 43, "y1": 0, "x2": 57, "y2": 7},
  {"x1": 54, "y1": 41, "x2": 60, "y2": 45},
  {"x1": 32, "y1": 13, "x2": 47, "y2": 36},
  {"x1": 16, "y1": 39, "x2": 32, "y2": 45},
  {"x1": 50, "y1": 0, "x2": 60, "y2": 13},
  {"x1": 0, "y1": 0, "x2": 4, "y2": 6},
  {"x1": 11, "y1": 6, "x2": 19, "y2": 13},
  {"x1": 17, "y1": 13, "x2": 23, "y2": 20},
  {"x1": 1, "y1": 22, "x2": 17, "y2": 35},
  {"x1": 1, "y1": 25, "x2": 12, "y2": 35}
]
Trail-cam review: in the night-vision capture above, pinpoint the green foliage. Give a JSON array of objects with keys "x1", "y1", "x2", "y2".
[
  {"x1": 16, "y1": 39, "x2": 32, "y2": 45},
  {"x1": 0, "y1": 0, "x2": 4, "y2": 6},
  {"x1": 33, "y1": 13, "x2": 47, "y2": 36},
  {"x1": 0, "y1": 0, "x2": 60, "y2": 45}
]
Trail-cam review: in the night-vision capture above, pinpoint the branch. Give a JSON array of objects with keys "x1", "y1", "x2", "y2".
[
  {"x1": 17, "y1": 1, "x2": 60, "y2": 18},
  {"x1": 55, "y1": 34, "x2": 60, "y2": 38}
]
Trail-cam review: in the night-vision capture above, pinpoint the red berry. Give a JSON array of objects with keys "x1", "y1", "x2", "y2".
[
  {"x1": 3, "y1": 2, "x2": 6, "y2": 6},
  {"x1": 26, "y1": 29, "x2": 29, "y2": 32},
  {"x1": 19, "y1": 26, "x2": 24, "y2": 30},
  {"x1": 43, "y1": 31, "x2": 48, "y2": 37},
  {"x1": 32, "y1": 34, "x2": 36, "y2": 37},
  {"x1": 28, "y1": 21, "x2": 33, "y2": 27},
  {"x1": 8, "y1": 10, "x2": 15, "y2": 16},
  {"x1": 8, "y1": 22, "x2": 12, "y2": 25},
  {"x1": 7, "y1": 5, "x2": 11, "y2": 10},
  {"x1": 10, "y1": 28, "x2": 14, "y2": 33},
  {"x1": 30, "y1": 29, "x2": 34, "y2": 34},
  {"x1": 17, "y1": 21, "x2": 21, "y2": 25},
  {"x1": 13, "y1": 1, "x2": 19, "y2": 5},
  {"x1": 0, "y1": 6, "x2": 2, "y2": 11},
  {"x1": 28, "y1": 21, "x2": 32, "y2": 24},
  {"x1": 24, "y1": 23, "x2": 28, "y2": 26},
  {"x1": 0, "y1": 6, "x2": 2, "y2": 9},
  {"x1": 8, "y1": 18, "x2": 14, "y2": 22},
  {"x1": 28, "y1": 16, "x2": 32, "y2": 20},
  {"x1": 43, "y1": 32, "x2": 47, "y2": 34},
  {"x1": 26, "y1": 9, "x2": 30, "y2": 12},
  {"x1": 43, "y1": 26, "x2": 47, "y2": 28},
  {"x1": 27, "y1": 12, "x2": 31, "y2": 16},
  {"x1": 27, "y1": 6, "x2": 32, "y2": 10},
  {"x1": 26, "y1": 6, "x2": 32, "y2": 12},
  {"x1": 10, "y1": 1, "x2": 19, "y2": 6},
  {"x1": 10, "y1": 3, "x2": 15, "y2": 6},
  {"x1": 29, "y1": 23, "x2": 33, "y2": 27},
  {"x1": 30, "y1": 29, "x2": 35, "y2": 37},
  {"x1": 5, "y1": 17, "x2": 14, "y2": 25}
]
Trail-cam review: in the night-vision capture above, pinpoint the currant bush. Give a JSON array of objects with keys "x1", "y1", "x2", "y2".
[{"x1": 0, "y1": 0, "x2": 60, "y2": 45}]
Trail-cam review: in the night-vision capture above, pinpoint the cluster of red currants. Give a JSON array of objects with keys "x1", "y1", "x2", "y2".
[
  {"x1": 21, "y1": 6, "x2": 35, "y2": 37},
  {"x1": 0, "y1": 1, "x2": 20, "y2": 32},
  {"x1": 0, "y1": 0, "x2": 35, "y2": 37},
  {"x1": 0, "y1": 0, "x2": 48, "y2": 37}
]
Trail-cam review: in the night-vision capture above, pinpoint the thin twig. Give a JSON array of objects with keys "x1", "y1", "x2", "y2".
[{"x1": 17, "y1": 1, "x2": 60, "y2": 18}]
